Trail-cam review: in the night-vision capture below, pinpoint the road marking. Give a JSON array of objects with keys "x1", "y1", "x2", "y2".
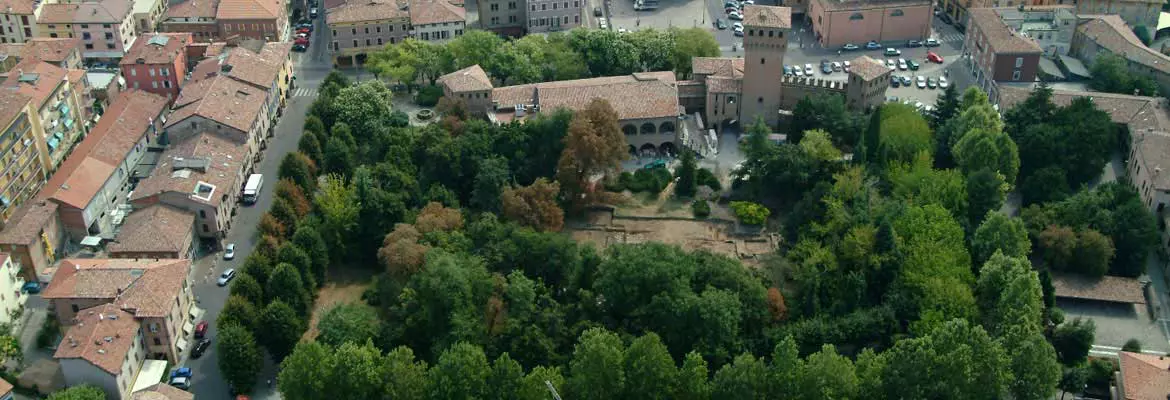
[
  {"x1": 292, "y1": 88, "x2": 318, "y2": 97},
  {"x1": 1090, "y1": 344, "x2": 1168, "y2": 356}
]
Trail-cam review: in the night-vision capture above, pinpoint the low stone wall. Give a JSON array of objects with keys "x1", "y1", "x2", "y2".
[{"x1": 779, "y1": 76, "x2": 848, "y2": 110}]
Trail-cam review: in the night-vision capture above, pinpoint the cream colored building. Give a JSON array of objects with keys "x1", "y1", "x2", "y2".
[
  {"x1": 409, "y1": 0, "x2": 465, "y2": 43},
  {"x1": 0, "y1": 254, "x2": 28, "y2": 327},
  {"x1": 0, "y1": 0, "x2": 39, "y2": 44},
  {"x1": 0, "y1": 93, "x2": 49, "y2": 225},
  {"x1": 1, "y1": 61, "x2": 91, "y2": 173},
  {"x1": 326, "y1": 0, "x2": 410, "y2": 65}
]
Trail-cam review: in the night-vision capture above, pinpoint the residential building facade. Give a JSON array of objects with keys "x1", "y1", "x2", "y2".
[
  {"x1": 215, "y1": 0, "x2": 287, "y2": 41},
  {"x1": 962, "y1": 7, "x2": 1043, "y2": 103},
  {"x1": 120, "y1": 33, "x2": 192, "y2": 99},
  {"x1": 326, "y1": 0, "x2": 410, "y2": 65},
  {"x1": 37, "y1": 0, "x2": 139, "y2": 61},
  {"x1": 2, "y1": 61, "x2": 91, "y2": 171},
  {"x1": 808, "y1": 0, "x2": 932, "y2": 48},
  {"x1": 130, "y1": 133, "x2": 247, "y2": 240},
  {"x1": 409, "y1": 0, "x2": 465, "y2": 42},
  {"x1": 160, "y1": 0, "x2": 220, "y2": 40},
  {"x1": 1071, "y1": 14, "x2": 1170, "y2": 96},
  {"x1": 0, "y1": 200, "x2": 65, "y2": 281},
  {"x1": 526, "y1": 0, "x2": 581, "y2": 33},
  {"x1": 0, "y1": 253, "x2": 27, "y2": 327},
  {"x1": 477, "y1": 0, "x2": 524, "y2": 36},
  {"x1": 0, "y1": 0, "x2": 38, "y2": 44},
  {"x1": 55, "y1": 304, "x2": 146, "y2": 400},
  {"x1": 0, "y1": 93, "x2": 49, "y2": 225},
  {"x1": 132, "y1": 0, "x2": 168, "y2": 32},
  {"x1": 1076, "y1": 0, "x2": 1161, "y2": 35}
]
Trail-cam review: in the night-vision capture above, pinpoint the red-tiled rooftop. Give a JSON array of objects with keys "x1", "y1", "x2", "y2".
[
  {"x1": 1117, "y1": 351, "x2": 1170, "y2": 400},
  {"x1": 42, "y1": 258, "x2": 189, "y2": 318},
  {"x1": 743, "y1": 5, "x2": 791, "y2": 29},
  {"x1": 164, "y1": 0, "x2": 220, "y2": 18},
  {"x1": 1051, "y1": 272, "x2": 1146, "y2": 304},
  {"x1": 409, "y1": 0, "x2": 464, "y2": 26},
  {"x1": 54, "y1": 304, "x2": 140, "y2": 374},
  {"x1": 438, "y1": 65, "x2": 492, "y2": 92},
  {"x1": 107, "y1": 204, "x2": 194, "y2": 256},
  {"x1": 121, "y1": 33, "x2": 192, "y2": 66},
  {"x1": 0, "y1": 201, "x2": 59, "y2": 245},
  {"x1": 20, "y1": 38, "x2": 82, "y2": 64}
]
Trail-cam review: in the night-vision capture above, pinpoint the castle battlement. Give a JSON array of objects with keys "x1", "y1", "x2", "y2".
[{"x1": 780, "y1": 75, "x2": 849, "y2": 91}]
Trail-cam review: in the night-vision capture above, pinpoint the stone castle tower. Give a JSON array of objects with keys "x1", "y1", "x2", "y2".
[{"x1": 741, "y1": 5, "x2": 791, "y2": 128}]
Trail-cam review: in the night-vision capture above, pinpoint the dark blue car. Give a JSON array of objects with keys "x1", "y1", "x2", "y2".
[
  {"x1": 21, "y1": 282, "x2": 40, "y2": 294},
  {"x1": 171, "y1": 367, "x2": 192, "y2": 379}
]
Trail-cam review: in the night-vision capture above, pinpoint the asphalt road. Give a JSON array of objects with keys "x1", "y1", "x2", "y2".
[{"x1": 183, "y1": 12, "x2": 331, "y2": 400}]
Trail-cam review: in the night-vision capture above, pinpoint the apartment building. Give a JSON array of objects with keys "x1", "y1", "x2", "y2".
[
  {"x1": 477, "y1": 0, "x2": 581, "y2": 35},
  {"x1": 120, "y1": 33, "x2": 192, "y2": 99},
  {"x1": 160, "y1": 0, "x2": 220, "y2": 40},
  {"x1": 477, "y1": 0, "x2": 524, "y2": 36},
  {"x1": 962, "y1": 8, "x2": 1043, "y2": 103},
  {"x1": 0, "y1": 200, "x2": 65, "y2": 281},
  {"x1": 1071, "y1": 14, "x2": 1170, "y2": 96},
  {"x1": 18, "y1": 38, "x2": 85, "y2": 69},
  {"x1": 0, "y1": 0, "x2": 38, "y2": 44},
  {"x1": 1076, "y1": 0, "x2": 1161, "y2": 34},
  {"x1": 55, "y1": 304, "x2": 146, "y2": 400},
  {"x1": 0, "y1": 254, "x2": 28, "y2": 327},
  {"x1": 0, "y1": 92, "x2": 50, "y2": 225},
  {"x1": 107, "y1": 204, "x2": 195, "y2": 259},
  {"x1": 526, "y1": 0, "x2": 581, "y2": 33},
  {"x1": 216, "y1": 0, "x2": 287, "y2": 41},
  {"x1": 132, "y1": 0, "x2": 168, "y2": 32},
  {"x1": 130, "y1": 133, "x2": 247, "y2": 240},
  {"x1": 808, "y1": 0, "x2": 932, "y2": 48},
  {"x1": 409, "y1": 0, "x2": 464, "y2": 42},
  {"x1": 37, "y1": 0, "x2": 139, "y2": 61},
  {"x1": 1, "y1": 61, "x2": 90, "y2": 171},
  {"x1": 326, "y1": 0, "x2": 410, "y2": 65},
  {"x1": 36, "y1": 90, "x2": 168, "y2": 239},
  {"x1": 188, "y1": 41, "x2": 292, "y2": 145}
]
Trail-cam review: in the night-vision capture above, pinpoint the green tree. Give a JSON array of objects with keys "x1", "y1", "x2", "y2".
[
  {"x1": 953, "y1": 129, "x2": 1020, "y2": 187},
  {"x1": 790, "y1": 94, "x2": 861, "y2": 147},
  {"x1": 298, "y1": 132, "x2": 323, "y2": 164},
  {"x1": 330, "y1": 341, "x2": 387, "y2": 399},
  {"x1": 888, "y1": 152, "x2": 968, "y2": 220},
  {"x1": 966, "y1": 168, "x2": 1007, "y2": 228},
  {"x1": 1051, "y1": 318, "x2": 1095, "y2": 365},
  {"x1": 279, "y1": 152, "x2": 317, "y2": 193},
  {"x1": 673, "y1": 352, "x2": 711, "y2": 400},
  {"x1": 367, "y1": 38, "x2": 451, "y2": 84},
  {"x1": 316, "y1": 303, "x2": 381, "y2": 348},
  {"x1": 518, "y1": 366, "x2": 566, "y2": 400},
  {"x1": 333, "y1": 81, "x2": 396, "y2": 136},
  {"x1": 671, "y1": 27, "x2": 721, "y2": 75},
  {"x1": 217, "y1": 295, "x2": 259, "y2": 333},
  {"x1": 257, "y1": 300, "x2": 303, "y2": 361},
  {"x1": 795, "y1": 344, "x2": 860, "y2": 400},
  {"x1": 675, "y1": 149, "x2": 698, "y2": 197},
  {"x1": 799, "y1": 129, "x2": 843, "y2": 162},
  {"x1": 881, "y1": 319, "x2": 1009, "y2": 399},
  {"x1": 266, "y1": 263, "x2": 311, "y2": 315},
  {"x1": 291, "y1": 225, "x2": 329, "y2": 285},
  {"x1": 1021, "y1": 165, "x2": 1070, "y2": 205},
  {"x1": 471, "y1": 157, "x2": 510, "y2": 212},
  {"x1": 1090, "y1": 53, "x2": 1159, "y2": 96},
  {"x1": 430, "y1": 342, "x2": 491, "y2": 400},
  {"x1": 1122, "y1": 338, "x2": 1142, "y2": 352},
  {"x1": 316, "y1": 174, "x2": 360, "y2": 259},
  {"x1": 1054, "y1": 97, "x2": 1117, "y2": 184},
  {"x1": 711, "y1": 353, "x2": 770, "y2": 400},
  {"x1": 323, "y1": 136, "x2": 356, "y2": 176},
  {"x1": 568, "y1": 29, "x2": 639, "y2": 76},
  {"x1": 279, "y1": 342, "x2": 332, "y2": 400},
  {"x1": 866, "y1": 102, "x2": 933, "y2": 166},
  {"x1": 384, "y1": 347, "x2": 430, "y2": 400},
  {"x1": 623, "y1": 333, "x2": 677, "y2": 400},
  {"x1": 972, "y1": 212, "x2": 1030, "y2": 266},
  {"x1": 567, "y1": 328, "x2": 626, "y2": 400},
  {"x1": 277, "y1": 244, "x2": 316, "y2": 290},
  {"x1": 1073, "y1": 229, "x2": 1114, "y2": 278},
  {"x1": 449, "y1": 30, "x2": 505, "y2": 70},
  {"x1": 47, "y1": 385, "x2": 106, "y2": 400},
  {"x1": 218, "y1": 324, "x2": 264, "y2": 393},
  {"x1": 932, "y1": 83, "x2": 961, "y2": 129},
  {"x1": 229, "y1": 273, "x2": 264, "y2": 306},
  {"x1": 1006, "y1": 333, "x2": 1062, "y2": 400},
  {"x1": 486, "y1": 353, "x2": 525, "y2": 400}
]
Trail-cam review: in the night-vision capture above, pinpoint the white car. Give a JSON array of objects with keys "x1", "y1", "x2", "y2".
[
  {"x1": 217, "y1": 268, "x2": 237, "y2": 287},
  {"x1": 897, "y1": 58, "x2": 908, "y2": 70},
  {"x1": 618, "y1": 27, "x2": 628, "y2": 34},
  {"x1": 842, "y1": 60, "x2": 851, "y2": 72},
  {"x1": 938, "y1": 76, "x2": 949, "y2": 88},
  {"x1": 732, "y1": 22, "x2": 743, "y2": 30},
  {"x1": 794, "y1": 68, "x2": 803, "y2": 76},
  {"x1": 223, "y1": 243, "x2": 236, "y2": 260},
  {"x1": 804, "y1": 63, "x2": 815, "y2": 75},
  {"x1": 886, "y1": 59, "x2": 896, "y2": 71},
  {"x1": 916, "y1": 75, "x2": 927, "y2": 88},
  {"x1": 831, "y1": 61, "x2": 842, "y2": 71},
  {"x1": 728, "y1": 11, "x2": 743, "y2": 20}
]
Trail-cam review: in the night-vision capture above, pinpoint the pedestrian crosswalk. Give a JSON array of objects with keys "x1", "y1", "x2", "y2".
[
  {"x1": 934, "y1": 33, "x2": 964, "y2": 43},
  {"x1": 292, "y1": 88, "x2": 318, "y2": 97}
]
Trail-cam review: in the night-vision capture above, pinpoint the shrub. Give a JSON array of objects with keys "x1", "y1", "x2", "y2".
[
  {"x1": 414, "y1": 85, "x2": 443, "y2": 107},
  {"x1": 36, "y1": 317, "x2": 60, "y2": 349},
  {"x1": 626, "y1": 167, "x2": 673, "y2": 194},
  {"x1": 730, "y1": 201, "x2": 771, "y2": 225},
  {"x1": 692, "y1": 200, "x2": 710, "y2": 218},
  {"x1": 697, "y1": 168, "x2": 722, "y2": 191},
  {"x1": 1122, "y1": 338, "x2": 1142, "y2": 353}
]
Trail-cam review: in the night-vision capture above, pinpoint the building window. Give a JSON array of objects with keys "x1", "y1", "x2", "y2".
[
  {"x1": 202, "y1": 224, "x2": 209, "y2": 232},
  {"x1": 490, "y1": 3, "x2": 498, "y2": 10},
  {"x1": 890, "y1": 9, "x2": 904, "y2": 16},
  {"x1": 378, "y1": 38, "x2": 383, "y2": 45},
  {"x1": 376, "y1": 26, "x2": 381, "y2": 33},
  {"x1": 353, "y1": 40, "x2": 358, "y2": 47},
  {"x1": 164, "y1": 80, "x2": 171, "y2": 88},
  {"x1": 85, "y1": 43, "x2": 93, "y2": 49},
  {"x1": 366, "y1": 39, "x2": 371, "y2": 46},
  {"x1": 553, "y1": 2, "x2": 557, "y2": 9},
  {"x1": 131, "y1": 68, "x2": 137, "y2": 76},
  {"x1": 107, "y1": 43, "x2": 115, "y2": 49},
  {"x1": 758, "y1": 97, "x2": 763, "y2": 103},
  {"x1": 103, "y1": 23, "x2": 111, "y2": 28},
  {"x1": 850, "y1": 13, "x2": 863, "y2": 20},
  {"x1": 364, "y1": 27, "x2": 369, "y2": 34},
  {"x1": 1014, "y1": 57, "x2": 1023, "y2": 67},
  {"x1": 1012, "y1": 70, "x2": 1021, "y2": 80},
  {"x1": 83, "y1": 32, "x2": 91, "y2": 40},
  {"x1": 761, "y1": 58, "x2": 765, "y2": 64},
  {"x1": 541, "y1": 4, "x2": 546, "y2": 10},
  {"x1": 531, "y1": 4, "x2": 535, "y2": 10},
  {"x1": 71, "y1": 304, "x2": 79, "y2": 312},
  {"x1": 509, "y1": 1, "x2": 516, "y2": 8},
  {"x1": 152, "y1": 81, "x2": 158, "y2": 88},
  {"x1": 153, "y1": 337, "x2": 161, "y2": 345},
  {"x1": 105, "y1": 32, "x2": 113, "y2": 39},
  {"x1": 332, "y1": 29, "x2": 337, "y2": 36},
  {"x1": 80, "y1": 24, "x2": 89, "y2": 28},
  {"x1": 351, "y1": 28, "x2": 356, "y2": 35}
]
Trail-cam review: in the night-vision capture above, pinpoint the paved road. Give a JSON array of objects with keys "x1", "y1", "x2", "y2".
[{"x1": 184, "y1": 12, "x2": 331, "y2": 400}]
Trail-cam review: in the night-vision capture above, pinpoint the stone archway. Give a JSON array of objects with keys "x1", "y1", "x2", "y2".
[
  {"x1": 628, "y1": 145, "x2": 637, "y2": 156},
  {"x1": 640, "y1": 122, "x2": 656, "y2": 135},
  {"x1": 639, "y1": 143, "x2": 658, "y2": 157},
  {"x1": 659, "y1": 143, "x2": 677, "y2": 158},
  {"x1": 659, "y1": 121, "x2": 676, "y2": 134},
  {"x1": 622, "y1": 124, "x2": 637, "y2": 136}
]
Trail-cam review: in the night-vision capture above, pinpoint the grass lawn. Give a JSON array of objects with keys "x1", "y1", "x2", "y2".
[{"x1": 300, "y1": 265, "x2": 376, "y2": 342}]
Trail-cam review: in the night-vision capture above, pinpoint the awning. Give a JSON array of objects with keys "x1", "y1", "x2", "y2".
[
  {"x1": 1059, "y1": 55, "x2": 1091, "y2": 79},
  {"x1": 80, "y1": 236, "x2": 102, "y2": 247},
  {"x1": 1038, "y1": 57, "x2": 1065, "y2": 80},
  {"x1": 63, "y1": 118, "x2": 74, "y2": 130},
  {"x1": 176, "y1": 337, "x2": 190, "y2": 354},
  {"x1": 59, "y1": 104, "x2": 70, "y2": 114},
  {"x1": 131, "y1": 360, "x2": 169, "y2": 393},
  {"x1": 47, "y1": 137, "x2": 59, "y2": 150}
]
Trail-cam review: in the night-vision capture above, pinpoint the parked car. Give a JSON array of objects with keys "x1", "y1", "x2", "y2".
[
  {"x1": 900, "y1": 76, "x2": 912, "y2": 85},
  {"x1": 733, "y1": 27, "x2": 744, "y2": 37},
  {"x1": 725, "y1": 6, "x2": 739, "y2": 13},
  {"x1": 21, "y1": 282, "x2": 40, "y2": 294},
  {"x1": 916, "y1": 75, "x2": 927, "y2": 88},
  {"x1": 885, "y1": 59, "x2": 896, "y2": 71},
  {"x1": 217, "y1": 268, "x2": 237, "y2": 286},
  {"x1": 821, "y1": 63, "x2": 832, "y2": 74},
  {"x1": 715, "y1": 18, "x2": 728, "y2": 29},
  {"x1": 842, "y1": 60, "x2": 851, "y2": 72},
  {"x1": 891, "y1": 75, "x2": 900, "y2": 87},
  {"x1": 927, "y1": 77, "x2": 938, "y2": 89},
  {"x1": 594, "y1": 6, "x2": 602, "y2": 16},
  {"x1": 192, "y1": 338, "x2": 212, "y2": 358},
  {"x1": 783, "y1": 65, "x2": 793, "y2": 75},
  {"x1": 841, "y1": 43, "x2": 859, "y2": 51},
  {"x1": 865, "y1": 41, "x2": 882, "y2": 50},
  {"x1": 793, "y1": 67, "x2": 803, "y2": 77},
  {"x1": 897, "y1": 58, "x2": 908, "y2": 70},
  {"x1": 907, "y1": 59, "x2": 920, "y2": 70},
  {"x1": 195, "y1": 321, "x2": 208, "y2": 339},
  {"x1": 732, "y1": 22, "x2": 743, "y2": 30},
  {"x1": 171, "y1": 368, "x2": 193, "y2": 379},
  {"x1": 223, "y1": 243, "x2": 235, "y2": 260},
  {"x1": 938, "y1": 76, "x2": 949, "y2": 88},
  {"x1": 728, "y1": 11, "x2": 743, "y2": 20},
  {"x1": 925, "y1": 38, "x2": 940, "y2": 47},
  {"x1": 294, "y1": 37, "x2": 309, "y2": 46},
  {"x1": 724, "y1": 0, "x2": 737, "y2": 6},
  {"x1": 296, "y1": 27, "x2": 311, "y2": 34},
  {"x1": 831, "y1": 61, "x2": 842, "y2": 71},
  {"x1": 906, "y1": 40, "x2": 922, "y2": 48},
  {"x1": 309, "y1": 7, "x2": 318, "y2": 18},
  {"x1": 927, "y1": 51, "x2": 944, "y2": 63},
  {"x1": 170, "y1": 377, "x2": 190, "y2": 390},
  {"x1": 803, "y1": 63, "x2": 814, "y2": 75},
  {"x1": 292, "y1": 44, "x2": 307, "y2": 52},
  {"x1": 884, "y1": 47, "x2": 901, "y2": 56}
]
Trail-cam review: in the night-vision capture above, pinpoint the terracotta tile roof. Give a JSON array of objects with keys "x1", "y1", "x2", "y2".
[
  {"x1": 0, "y1": 0, "x2": 35, "y2": 14},
  {"x1": 493, "y1": 71, "x2": 678, "y2": 120},
  {"x1": 677, "y1": 80, "x2": 706, "y2": 97},
  {"x1": 132, "y1": 384, "x2": 195, "y2": 400},
  {"x1": 813, "y1": 0, "x2": 930, "y2": 12},
  {"x1": 0, "y1": 200, "x2": 58, "y2": 245},
  {"x1": 2, "y1": 60, "x2": 69, "y2": 109},
  {"x1": 408, "y1": 0, "x2": 464, "y2": 26},
  {"x1": 131, "y1": 133, "x2": 247, "y2": 207},
  {"x1": 968, "y1": 8, "x2": 1042, "y2": 54},
  {"x1": 850, "y1": 55, "x2": 890, "y2": 80},
  {"x1": 327, "y1": 0, "x2": 409, "y2": 24},
  {"x1": 38, "y1": 90, "x2": 169, "y2": 210},
  {"x1": 1050, "y1": 272, "x2": 1146, "y2": 304},
  {"x1": 107, "y1": 205, "x2": 194, "y2": 256},
  {"x1": 166, "y1": 75, "x2": 265, "y2": 133},
  {"x1": 1129, "y1": 130, "x2": 1170, "y2": 191},
  {"x1": 53, "y1": 304, "x2": 140, "y2": 375},
  {"x1": 36, "y1": 4, "x2": 81, "y2": 24},
  {"x1": 39, "y1": 0, "x2": 132, "y2": 24},
  {"x1": 996, "y1": 86, "x2": 1170, "y2": 132},
  {"x1": 743, "y1": 5, "x2": 791, "y2": 29},
  {"x1": 1077, "y1": 15, "x2": 1170, "y2": 74},
  {"x1": 20, "y1": 38, "x2": 82, "y2": 64},
  {"x1": 164, "y1": 0, "x2": 220, "y2": 19},
  {"x1": 216, "y1": 0, "x2": 282, "y2": 19},
  {"x1": 42, "y1": 258, "x2": 189, "y2": 318},
  {"x1": 121, "y1": 33, "x2": 192, "y2": 66},
  {"x1": 1118, "y1": 351, "x2": 1170, "y2": 400},
  {"x1": 692, "y1": 57, "x2": 744, "y2": 78},
  {"x1": 0, "y1": 89, "x2": 31, "y2": 131},
  {"x1": 438, "y1": 64, "x2": 492, "y2": 92},
  {"x1": 706, "y1": 76, "x2": 741, "y2": 93},
  {"x1": 192, "y1": 42, "x2": 288, "y2": 91},
  {"x1": 0, "y1": 378, "x2": 12, "y2": 396}
]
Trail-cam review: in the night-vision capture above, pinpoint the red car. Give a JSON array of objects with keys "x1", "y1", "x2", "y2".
[
  {"x1": 194, "y1": 321, "x2": 208, "y2": 338},
  {"x1": 296, "y1": 27, "x2": 311, "y2": 34},
  {"x1": 294, "y1": 37, "x2": 310, "y2": 45},
  {"x1": 927, "y1": 51, "x2": 944, "y2": 63}
]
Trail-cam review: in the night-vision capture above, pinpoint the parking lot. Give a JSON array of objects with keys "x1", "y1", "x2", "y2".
[{"x1": 608, "y1": 0, "x2": 710, "y2": 32}]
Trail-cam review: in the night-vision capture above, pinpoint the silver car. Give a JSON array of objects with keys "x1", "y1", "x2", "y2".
[{"x1": 217, "y1": 268, "x2": 236, "y2": 286}]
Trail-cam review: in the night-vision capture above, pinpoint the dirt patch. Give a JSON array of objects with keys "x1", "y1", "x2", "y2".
[
  {"x1": 301, "y1": 266, "x2": 376, "y2": 342},
  {"x1": 568, "y1": 213, "x2": 778, "y2": 264}
]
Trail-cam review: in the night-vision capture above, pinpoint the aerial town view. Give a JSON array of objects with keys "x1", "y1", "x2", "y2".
[{"x1": 0, "y1": 0, "x2": 1169, "y2": 396}]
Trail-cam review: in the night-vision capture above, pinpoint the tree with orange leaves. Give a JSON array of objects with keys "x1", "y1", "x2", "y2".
[
  {"x1": 501, "y1": 178, "x2": 565, "y2": 232},
  {"x1": 556, "y1": 99, "x2": 628, "y2": 210}
]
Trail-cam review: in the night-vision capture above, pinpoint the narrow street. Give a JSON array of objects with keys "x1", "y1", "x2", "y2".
[{"x1": 183, "y1": 12, "x2": 333, "y2": 399}]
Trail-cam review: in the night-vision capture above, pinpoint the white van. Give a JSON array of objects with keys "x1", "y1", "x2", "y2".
[{"x1": 242, "y1": 174, "x2": 263, "y2": 204}]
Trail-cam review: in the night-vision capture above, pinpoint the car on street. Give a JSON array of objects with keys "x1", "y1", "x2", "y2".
[
  {"x1": 927, "y1": 77, "x2": 938, "y2": 89},
  {"x1": 296, "y1": 27, "x2": 311, "y2": 34},
  {"x1": 865, "y1": 41, "x2": 882, "y2": 50},
  {"x1": 295, "y1": 32, "x2": 309, "y2": 39},
  {"x1": 804, "y1": 64, "x2": 814, "y2": 75},
  {"x1": 885, "y1": 59, "x2": 896, "y2": 71},
  {"x1": 223, "y1": 243, "x2": 235, "y2": 260},
  {"x1": 907, "y1": 59, "x2": 920, "y2": 70},
  {"x1": 170, "y1": 376, "x2": 190, "y2": 390},
  {"x1": 897, "y1": 58, "x2": 907, "y2": 70},
  {"x1": 294, "y1": 37, "x2": 309, "y2": 46},
  {"x1": 916, "y1": 75, "x2": 927, "y2": 88},
  {"x1": 192, "y1": 338, "x2": 212, "y2": 359},
  {"x1": 726, "y1": 6, "x2": 739, "y2": 13},
  {"x1": 900, "y1": 75, "x2": 912, "y2": 86},
  {"x1": 841, "y1": 43, "x2": 860, "y2": 51},
  {"x1": 728, "y1": 11, "x2": 743, "y2": 20},
  {"x1": 938, "y1": 76, "x2": 949, "y2": 88},
  {"x1": 732, "y1": 22, "x2": 743, "y2": 30},
  {"x1": 742, "y1": 0, "x2": 754, "y2": 4},
  {"x1": 715, "y1": 18, "x2": 727, "y2": 29},
  {"x1": 292, "y1": 44, "x2": 307, "y2": 52},
  {"x1": 891, "y1": 75, "x2": 900, "y2": 87},
  {"x1": 21, "y1": 282, "x2": 40, "y2": 294},
  {"x1": 217, "y1": 268, "x2": 237, "y2": 286},
  {"x1": 820, "y1": 59, "x2": 832, "y2": 74},
  {"x1": 309, "y1": 7, "x2": 318, "y2": 18},
  {"x1": 724, "y1": 0, "x2": 737, "y2": 6},
  {"x1": 296, "y1": 22, "x2": 312, "y2": 30},
  {"x1": 171, "y1": 368, "x2": 193, "y2": 379},
  {"x1": 906, "y1": 40, "x2": 922, "y2": 48},
  {"x1": 927, "y1": 51, "x2": 944, "y2": 63},
  {"x1": 925, "y1": 38, "x2": 940, "y2": 47},
  {"x1": 884, "y1": 48, "x2": 901, "y2": 56},
  {"x1": 594, "y1": 6, "x2": 602, "y2": 16},
  {"x1": 832, "y1": 61, "x2": 842, "y2": 71},
  {"x1": 195, "y1": 321, "x2": 208, "y2": 339},
  {"x1": 793, "y1": 67, "x2": 803, "y2": 76},
  {"x1": 733, "y1": 27, "x2": 744, "y2": 36}
]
